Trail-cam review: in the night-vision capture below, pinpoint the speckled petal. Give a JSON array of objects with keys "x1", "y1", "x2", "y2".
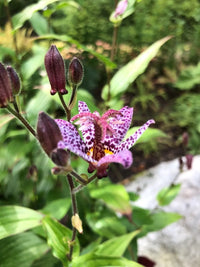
[
  {"x1": 103, "y1": 106, "x2": 133, "y2": 152},
  {"x1": 55, "y1": 119, "x2": 95, "y2": 162},
  {"x1": 76, "y1": 101, "x2": 95, "y2": 150},
  {"x1": 97, "y1": 149, "x2": 133, "y2": 169},
  {"x1": 78, "y1": 101, "x2": 90, "y2": 113},
  {"x1": 116, "y1": 119, "x2": 155, "y2": 152}
]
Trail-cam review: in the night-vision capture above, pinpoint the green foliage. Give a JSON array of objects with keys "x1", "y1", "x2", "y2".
[
  {"x1": 89, "y1": 182, "x2": 132, "y2": 214},
  {"x1": 157, "y1": 184, "x2": 181, "y2": 206},
  {"x1": 0, "y1": 0, "x2": 189, "y2": 265},
  {"x1": 102, "y1": 36, "x2": 171, "y2": 106},
  {"x1": 0, "y1": 206, "x2": 43, "y2": 240},
  {"x1": 171, "y1": 93, "x2": 200, "y2": 153},
  {"x1": 0, "y1": 232, "x2": 49, "y2": 267},
  {"x1": 42, "y1": 216, "x2": 80, "y2": 265},
  {"x1": 174, "y1": 62, "x2": 200, "y2": 90}
]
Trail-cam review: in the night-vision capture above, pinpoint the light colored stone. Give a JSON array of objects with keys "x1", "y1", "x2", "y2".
[{"x1": 126, "y1": 156, "x2": 200, "y2": 267}]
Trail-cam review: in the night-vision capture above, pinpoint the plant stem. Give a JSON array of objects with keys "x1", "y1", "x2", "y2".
[
  {"x1": 6, "y1": 105, "x2": 36, "y2": 137},
  {"x1": 58, "y1": 92, "x2": 71, "y2": 121},
  {"x1": 68, "y1": 84, "x2": 77, "y2": 110},
  {"x1": 72, "y1": 172, "x2": 97, "y2": 194},
  {"x1": 67, "y1": 174, "x2": 77, "y2": 261},
  {"x1": 70, "y1": 170, "x2": 88, "y2": 185}
]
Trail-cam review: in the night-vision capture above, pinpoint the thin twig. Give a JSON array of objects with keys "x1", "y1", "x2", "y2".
[
  {"x1": 6, "y1": 105, "x2": 36, "y2": 137},
  {"x1": 72, "y1": 172, "x2": 97, "y2": 194},
  {"x1": 58, "y1": 93, "x2": 71, "y2": 121},
  {"x1": 70, "y1": 170, "x2": 88, "y2": 185}
]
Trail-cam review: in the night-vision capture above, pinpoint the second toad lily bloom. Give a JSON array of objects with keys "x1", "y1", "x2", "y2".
[{"x1": 55, "y1": 101, "x2": 155, "y2": 178}]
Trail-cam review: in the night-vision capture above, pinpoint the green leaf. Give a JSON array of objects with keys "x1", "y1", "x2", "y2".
[
  {"x1": 102, "y1": 36, "x2": 172, "y2": 100},
  {"x1": 0, "y1": 232, "x2": 49, "y2": 267},
  {"x1": 142, "y1": 211, "x2": 182, "y2": 235},
  {"x1": 0, "y1": 114, "x2": 14, "y2": 129},
  {"x1": 41, "y1": 198, "x2": 71, "y2": 220},
  {"x1": 37, "y1": 33, "x2": 116, "y2": 68},
  {"x1": 124, "y1": 127, "x2": 167, "y2": 144},
  {"x1": 12, "y1": 0, "x2": 61, "y2": 30},
  {"x1": 95, "y1": 230, "x2": 140, "y2": 257},
  {"x1": 174, "y1": 62, "x2": 200, "y2": 90},
  {"x1": 72, "y1": 253, "x2": 142, "y2": 267},
  {"x1": 90, "y1": 183, "x2": 132, "y2": 214},
  {"x1": 157, "y1": 184, "x2": 181, "y2": 206},
  {"x1": 128, "y1": 192, "x2": 140, "y2": 202},
  {"x1": 32, "y1": 251, "x2": 59, "y2": 267},
  {"x1": 42, "y1": 216, "x2": 79, "y2": 265},
  {"x1": 86, "y1": 212, "x2": 127, "y2": 238},
  {"x1": 132, "y1": 206, "x2": 153, "y2": 226},
  {"x1": 21, "y1": 45, "x2": 46, "y2": 79},
  {"x1": 30, "y1": 12, "x2": 50, "y2": 35},
  {"x1": 0, "y1": 206, "x2": 43, "y2": 240},
  {"x1": 26, "y1": 90, "x2": 53, "y2": 125}
]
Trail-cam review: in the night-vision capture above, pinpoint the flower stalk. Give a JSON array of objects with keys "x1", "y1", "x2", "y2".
[{"x1": 6, "y1": 105, "x2": 36, "y2": 137}]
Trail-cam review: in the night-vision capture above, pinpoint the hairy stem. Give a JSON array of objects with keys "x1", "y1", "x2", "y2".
[{"x1": 6, "y1": 105, "x2": 36, "y2": 137}]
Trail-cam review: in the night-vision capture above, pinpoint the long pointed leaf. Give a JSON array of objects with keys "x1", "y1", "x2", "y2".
[
  {"x1": 0, "y1": 206, "x2": 43, "y2": 240},
  {"x1": 0, "y1": 232, "x2": 48, "y2": 267},
  {"x1": 102, "y1": 36, "x2": 172, "y2": 100}
]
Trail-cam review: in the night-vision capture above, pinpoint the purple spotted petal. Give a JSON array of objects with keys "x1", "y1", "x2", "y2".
[
  {"x1": 76, "y1": 101, "x2": 95, "y2": 150},
  {"x1": 116, "y1": 119, "x2": 155, "y2": 152},
  {"x1": 55, "y1": 119, "x2": 96, "y2": 163},
  {"x1": 103, "y1": 106, "x2": 133, "y2": 152},
  {"x1": 78, "y1": 101, "x2": 90, "y2": 113},
  {"x1": 97, "y1": 149, "x2": 133, "y2": 169}
]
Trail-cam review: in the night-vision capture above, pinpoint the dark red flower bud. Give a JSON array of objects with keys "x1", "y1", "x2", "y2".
[
  {"x1": 186, "y1": 154, "x2": 193, "y2": 170},
  {"x1": 68, "y1": 57, "x2": 84, "y2": 86},
  {"x1": 0, "y1": 63, "x2": 13, "y2": 108},
  {"x1": 37, "y1": 112, "x2": 63, "y2": 156},
  {"x1": 7, "y1": 66, "x2": 21, "y2": 95},
  {"x1": 51, "y1": 148, "x2": 70, "y2": 167},
  {"x1": 44, "y1": 45, "x2": 68, "y2": 95}
]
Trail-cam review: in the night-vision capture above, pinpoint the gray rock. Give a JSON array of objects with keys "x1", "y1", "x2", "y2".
[{"x1": 126, "y1": 155, "x2": 200, "y2": 267}]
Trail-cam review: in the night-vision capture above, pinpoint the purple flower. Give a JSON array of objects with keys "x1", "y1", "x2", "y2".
[
  {"x1": 114, "y1": 0, "x2": 128, "y2": 18},
  {"x1": 55, "y1": 101, "x2": 155, "y2": 178}
]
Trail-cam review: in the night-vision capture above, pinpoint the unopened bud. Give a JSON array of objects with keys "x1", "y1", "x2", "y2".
[
  {"x1": 37, "y1": 112, "x2": 63, "y2": 156},
  {"x1": 0, "y1": 63, "x2": 13, "y2": 108},
  {"x1": 114, "y1": 0, "x2": 128, "y2": 18},
  {"x1": 7, "y1": 66, "x2": 21, "y2": 95},
  {"x1": 68, "y1": 57, "x2": 84, "y2": 86},
  {"x1": 71, "y1": 213, "x2": 83, "y2": 234},
  {"x1": 185, "y1": 154, "x2": 193, "y2": 170},
  {"x1": 44, "y1": 45, "x2": 68, "y2": 95},
  {"x1": 51, "y1": 148, "x2": 70, "y2": 167}
]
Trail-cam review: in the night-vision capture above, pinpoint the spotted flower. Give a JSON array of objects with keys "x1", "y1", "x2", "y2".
[{"x1": 55, "y1": 101, "x2": 155, "y2": 178}]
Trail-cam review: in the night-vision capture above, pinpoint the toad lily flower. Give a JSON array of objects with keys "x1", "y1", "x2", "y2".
[{"x1": 55, "y1": 101, "x2": 155, "y2": 178}]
